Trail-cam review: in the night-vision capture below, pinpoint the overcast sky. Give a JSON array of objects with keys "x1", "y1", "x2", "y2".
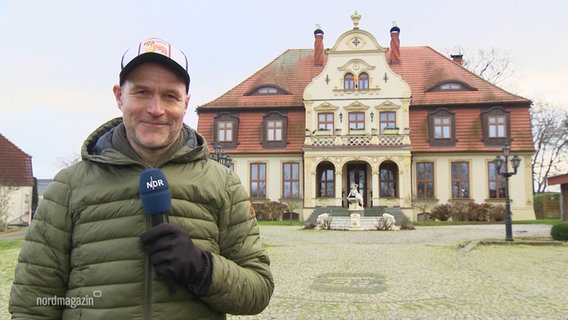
[{"x1": 1, "y1": 0, "x2": 566, "y2": 178}]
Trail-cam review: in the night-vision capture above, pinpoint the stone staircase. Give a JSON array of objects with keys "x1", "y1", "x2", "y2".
[{"x1": 305, "y1": 206, "x2": 406, "y2": 230}]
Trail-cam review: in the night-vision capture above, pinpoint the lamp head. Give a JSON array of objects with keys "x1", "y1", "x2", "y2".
[
  {"x1": 502, "y1": 143, "x2": 511, "y2": 158},
  {"x1": 511, "y1": 155, "x2": 521, "y2": 173}
]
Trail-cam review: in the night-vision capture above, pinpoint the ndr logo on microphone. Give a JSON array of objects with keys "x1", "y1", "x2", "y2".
[{"x1": 146, "y1": 176, "x2": 165, "y2": 191}]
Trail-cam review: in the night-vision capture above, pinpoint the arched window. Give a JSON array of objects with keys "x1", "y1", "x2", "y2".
[
  {"x1": 358, "y1": 72, "x2": 369, "y2": 89},
  {"x1": 344, "y1": 73, "x2": 355, "y2": 90},
  {"x1": 380, "y1": 162, "x2": 398, "y2": 198},
  {"x1": 317, "y1": 162, "x2": 335, "y2": 198}
]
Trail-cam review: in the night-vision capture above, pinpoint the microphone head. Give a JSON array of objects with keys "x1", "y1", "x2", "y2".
[{"x1": 139, "y1": 168, "x2": 171, "y2": 215}]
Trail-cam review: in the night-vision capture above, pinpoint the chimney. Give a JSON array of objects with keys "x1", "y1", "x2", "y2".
[
  {"x1": 451, "y1": 54, "x2": 463, "y2": 65},
  {"x1": 314, "y1": 28, "x2": 324, "y2": 66},
  {"x1": 389, "y1": 26, "x2": 401, "y2": 64}
]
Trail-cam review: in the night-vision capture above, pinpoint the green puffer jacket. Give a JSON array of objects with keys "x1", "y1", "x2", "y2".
[{"x1": 9, "y1": 118, "x2": 274, "y2": 319}]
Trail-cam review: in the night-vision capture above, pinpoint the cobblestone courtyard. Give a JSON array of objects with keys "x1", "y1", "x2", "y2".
[
  {"x1": 2, "y1": 225, "x2": 566, "y2": 319},
  {"x1": 229, "y1": 224, "x2": 568, "y2": 320}
]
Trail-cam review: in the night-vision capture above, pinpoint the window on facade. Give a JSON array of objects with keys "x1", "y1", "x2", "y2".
[
  {"x1": 488, "y1": 116, "x2": 506, "y2": 137},
  {"x1": 358, "y1": 72, "x2": 369, "y2": 89},
  {"x1": 416, "y1": 162, "x2": 435, "y2": 198},
  {"x1": 434, "y1": 117, "x2": 451, "y2": 138},
  {"x1": 344, "y1": 73, "x2": 355, "y2": 90},
  {"x1": 217, "y1": 120, "x2": 233, "y2": 142},
  {"x1": 262, "y1": 112, "x2": 287, "y2": 148},
  {"x1": 451, "y1": 162, "x2": 469, "y2": 199},
  {"x1": 317, "y1": 162, "x2": 335, "y2": 198},
  {"x1": 428, "y1": 108, "x2": 455, "y2": 146},
  {"x1": 267, "y1": 120, "x2": 283, "y2": 141},
  {"x1": 250, "y1": 163, "x2": 266, "y2": 198},
  {"x1": 282, "y1": 162, "x2": 300, "y2": 198},
  {"x1": 481, "y1": 107, "x2": 510, "y2": 146},
  {"x1": 349, "y1": 112, "x2": 365, "y2": 130},
  {"x1": 488, "y1": 161, "x2": 506, "y2": 199},
  {"x1": 380, "y1": 162, "x2": 398, "y2": 198},
  {"x1": 379, "y1": 112, "x2": 396, "y2": 132},
  {"x1": 214, "y1": 113, "x2": 238, "y2": 149},
  {"x1": 318, "y1": 113, "x2": 334, "y2": 131}
]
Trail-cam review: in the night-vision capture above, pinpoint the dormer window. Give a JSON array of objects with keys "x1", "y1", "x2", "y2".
[
  {"x1": 246, "y1": 85, "x2": 289, "y2": 96},
  {"x1": 428, "y1": 108, "x2": 456, "y2": 146},
  {"x1": 214, "y1": 112, "x2": 239, "y2": 149},
  {"x1": 481, "y1": 106, "x2": 510, "y2": 146},
  {"x1": 262, "y1": 111, "x2": 288, "y2": 149},
  {"x1": 440, "y1": 83, "x2": 462, "y2": 90},
  {"x1": 257, "y1": 87, "x2": 278, "y2": 94},
  {"x1": 426, "y1": 80, "x2": 477, "y2": 92}
]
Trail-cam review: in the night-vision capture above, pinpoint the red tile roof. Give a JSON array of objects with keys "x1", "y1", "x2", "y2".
[
  {"x1": 198, "y1": 110, "x2": 305, "y2": 153},
  {"x1": 198, "y1": 46, "x2": 529, "y2": 109},
  {"x1": 409, "y1": 106, "x2": 534, "y2": 153},
  {"x1": 0, "y1": 133, "x2": 34, "y2": 186},
  {"x1": 388, "y1": 47, "x2": 530, "y2": 106},
  {"x1": 197, "y1": 46, "x2": 533, "y2": 154},
  {"x1": 198, "y1": 49, "x2": 325, "y2": 108}
]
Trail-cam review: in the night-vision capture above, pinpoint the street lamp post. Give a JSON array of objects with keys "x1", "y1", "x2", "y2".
[
  {"x1": 494, "y1": 143, "x2": 521, "y2": 242},
  {"x1": 209, "y1": 143, "x2": 233, "y2": 168}
]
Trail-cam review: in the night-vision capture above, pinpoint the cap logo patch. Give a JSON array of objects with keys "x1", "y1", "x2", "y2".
[{"x1": 140, "y1": 38, "x2": 171, "y2": 57}]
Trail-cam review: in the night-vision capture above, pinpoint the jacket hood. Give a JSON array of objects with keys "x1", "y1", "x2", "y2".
[{"x1": 81, "y1": 117, "x2": 209, "y2": 167}]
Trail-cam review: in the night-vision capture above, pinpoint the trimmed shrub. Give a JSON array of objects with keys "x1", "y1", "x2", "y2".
[
  {"x1": 488, "y1": 205, "x2": 506, "y2": 221},
  {"x1": 551, "y1": 223, "x2": 568, "y2": 241},
  {"x1": 451, "y1": 201, "x2": 472, "y2": 221},
  {"x1": 430, "y1": 202, "x2": 506, "y2": 222},
  {"x1": 253, "y1": 200, "x2": 289, "y2": 221},
  {"x1": 468, "y1": 202, "x2": 491, "y2": 221},
  {"x1": 430, "y1": 203, "x2": 452, "y2": 221}
]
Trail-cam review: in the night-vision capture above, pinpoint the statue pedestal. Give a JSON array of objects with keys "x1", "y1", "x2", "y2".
[
  {"x1": 350, "y1": 213, "x2": 361, "y2": 229},
  {"x1": 348, "y1": 199, "x2": 364, "y2": 211}
]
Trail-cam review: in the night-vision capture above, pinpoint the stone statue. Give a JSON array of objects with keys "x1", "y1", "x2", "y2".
[{"x1": 347, "y1": 183, "x2": 364, "y2": 210}]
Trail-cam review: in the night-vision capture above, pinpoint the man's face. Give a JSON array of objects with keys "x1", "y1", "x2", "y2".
[{"x1": 113, "y1": 63, "x2": 189, "y2": 160}]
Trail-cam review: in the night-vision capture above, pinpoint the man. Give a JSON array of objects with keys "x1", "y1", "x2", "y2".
[{"x1": 9, "y1": 38, "x2": 274, "y2": 319}]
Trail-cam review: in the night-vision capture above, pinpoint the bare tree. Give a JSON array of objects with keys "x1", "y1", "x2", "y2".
[
  {"x1": 531, "y1": 101, "x2": 568, "y2": 192},
  {"x1": 405, "y1": 194, "x2": 437, "y2": 220},
  {"x1": 450, "y1": 47, "x2": 568, "y2": 193},
  {"x1": 449, "y1": 47, "x2": 514, "y2": 85},
  {"x1": 57, "y1": 152, "x2": 81, "y2": 169},
  {"x1": 280, "y1": 198, "x2": 303, "y2": 223}
]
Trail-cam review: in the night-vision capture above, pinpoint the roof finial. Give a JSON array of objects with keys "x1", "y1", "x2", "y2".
[{"x1": 351, "y1": 11, "x2": 361, "y2": 29}]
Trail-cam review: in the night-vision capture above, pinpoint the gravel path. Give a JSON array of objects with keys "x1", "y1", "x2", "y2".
[{"x1": 229, "y1": 224, "x2": 568, "y2": 320}]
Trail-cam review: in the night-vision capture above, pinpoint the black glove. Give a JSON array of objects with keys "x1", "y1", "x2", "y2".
[{"x1": 139, "y1": 223, "x2": 212, "y2": 296}]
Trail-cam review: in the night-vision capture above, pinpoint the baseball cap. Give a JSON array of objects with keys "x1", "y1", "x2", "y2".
[{"x1": 120, "y1": 38, "x2": 190, "y2": 92}]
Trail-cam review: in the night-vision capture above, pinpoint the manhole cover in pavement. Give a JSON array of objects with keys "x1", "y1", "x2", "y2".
[{"x1": 310, "y1": 272, "x2": 387, "y2": 294}]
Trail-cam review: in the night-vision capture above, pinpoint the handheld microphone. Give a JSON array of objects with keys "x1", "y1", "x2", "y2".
[
  {"x1": 139, "y1": 168, "x2": 171, "y2": 226},
  {"x1": 139, "y1": 168, "x2": 178, "y2": 292}
]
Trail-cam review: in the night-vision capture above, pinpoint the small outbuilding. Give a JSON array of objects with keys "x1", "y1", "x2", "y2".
[
  {"x1": 548, "y1": 173, "x2": 568, "y2": 221},
  {"x1": 0, "y1": 133, "x2": 34, "y2": 226}
]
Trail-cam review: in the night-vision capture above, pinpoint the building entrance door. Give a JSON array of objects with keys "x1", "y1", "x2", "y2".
[{"x1": 347, "y1": 164, "x2": 367, "y2": 207}]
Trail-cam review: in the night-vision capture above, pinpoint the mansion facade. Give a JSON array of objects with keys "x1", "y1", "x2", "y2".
[{"x1": 196, "y1": 13, "x2": 536, "y2": 221}]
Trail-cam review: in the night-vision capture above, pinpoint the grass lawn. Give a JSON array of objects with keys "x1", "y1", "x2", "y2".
[{"x1": 0, "y1": 239, "x2": 24, "y2": 319}]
